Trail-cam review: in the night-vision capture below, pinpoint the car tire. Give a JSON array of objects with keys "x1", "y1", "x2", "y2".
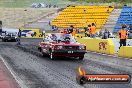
[
  {"x1": 3, "y1": 39, "x2": 6, "y2": 42},
  {"x1": 2, "y1": 39, "x2": 4, "y2": 42},
  {"x1": 79, "y1": 56, "x2": 84, "y2": 60},
  {"x1": 14, "y1": 39, "x2": 17, "y2": 42},
  {"x1": 38, "y1": 47, "x2": 41, "y2": 52},
  {"x1": 42, "y1": 52, "x2": 47, "y2": 57},
  {"x1": 5, "y1": 39, "x2": 8, "y2": 42}
]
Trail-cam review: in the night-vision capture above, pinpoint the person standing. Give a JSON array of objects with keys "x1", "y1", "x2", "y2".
[
  {"x1": 89, "y1": 23, "x2": 96, "y2": 38},
  {"x1": 0, "y1": 21, "x2": 2, "y2": 35},
  {"x1": 102, "y1": 29, "x2": 110, "y2": 39},
  {"x1": 68, "y1": 25, "x2": 74, "y2": 34},
  {"x1": 64, "y1": 29, "x2": 69, "y2": 34},
  {"x1": 72, "y1": 29, "x2": 76, "y2": 37},
  {"x1": 84, "y1": 27, "x2": 88, "y2": 37},
  {"x1": 16, "y1": 29, "x2": 22, "y2": 45},
  {"x1": 42, "y1": 30, "x2": 46, "y2": 41},
  {"x1": 118, "y1": 25, "x2": 128, "y2": 49},
  {"x1": 18, "y1": 29, "x2": 21, "y2": 38}
]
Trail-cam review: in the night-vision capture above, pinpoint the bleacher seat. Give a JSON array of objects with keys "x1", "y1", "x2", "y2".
[
  {"x1": 113, "y1": 6, "x2": 132, "y2": 33},
  {"x1": 52, "y1": 6, "x2": 114, "y2": 32}
]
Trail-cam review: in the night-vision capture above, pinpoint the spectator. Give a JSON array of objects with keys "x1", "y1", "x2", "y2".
[
  {"x1": 52, "y1": 25, "x2": 58, "y2": 31},
  {"x1": 87, "y1": 24, "x2": 91, "y2": 37},
  {"x1": 89, "y1": 23, "x2": 96, "y2": 38},
  {"x1": 72, "y1": 29, "x2": 76, "y2": 37},
  {"x1": 34, "y1": 32, "x2": 37, "y2": 37},
  {"x1": 99, "y1": 31, "x2": 103, "y2": 37},
  {"x1": 49, "y1": 21, "x2": 51, "y2": 26},
  {"x1": 118, "y1": 25, "x2": 128, "y2": 49},
  {"x1": 84, "y1": 27, "x2": 88, "y2": 37},
  {"x1": 76, "y1": 28, "x2": 80, "y2": 33},
  {"x1": 102, "y1": 29, "x2": 110, "y2": 39},
  {"x1": 18, "y1": 29, "x2": 21, "y2": 38},
  {"x1": 68, "y1": 25, "x2": 74, "y2": 34},
  {"x1": 64, "y1": 29, "x2": 69, "y2": 34}
]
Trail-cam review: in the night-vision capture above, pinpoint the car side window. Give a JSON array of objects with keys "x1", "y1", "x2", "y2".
[{"x1": 50, "y1": 34, "x2": 57, "y2": 41}]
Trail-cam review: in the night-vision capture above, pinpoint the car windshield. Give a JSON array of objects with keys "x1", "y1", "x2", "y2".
[
  {"x1": 48, "y1": 33, "x2": 76, "y2": 43},
  {"x1": 6, "y1": 34, "x2": 16, "y2": 37}
]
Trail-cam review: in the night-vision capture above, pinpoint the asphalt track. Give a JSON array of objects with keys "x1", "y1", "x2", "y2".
[{"x1": 0, "y1": 38, "x2": 132, "y2": 88}]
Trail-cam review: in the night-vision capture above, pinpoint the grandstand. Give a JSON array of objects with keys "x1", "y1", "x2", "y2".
[
  {"x1": 51, "y1": 6, "x2": 114, "y2": 32},
  {"x1": 113, "y1": 6, "x2": 132, "y2": 33}
]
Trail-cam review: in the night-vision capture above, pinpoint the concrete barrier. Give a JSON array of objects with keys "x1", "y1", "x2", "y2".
[
  {"x1": 118, "y1": 46, "x2": 132, "y2": 58},
  {"x1": 75, "y1": 34, "x2": 85, "y2": 38},
  {"x1": 76, "y1": 37, "x2": 115, "y2": 55}
]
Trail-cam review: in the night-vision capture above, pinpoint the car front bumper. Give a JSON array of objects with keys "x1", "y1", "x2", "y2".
[{"x1": 52, "y1": 50, "x2": 86, "y2": 57}]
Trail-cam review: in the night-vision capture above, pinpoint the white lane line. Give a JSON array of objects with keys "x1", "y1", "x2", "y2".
[
  {"x1": 86, "y1": 51, "x2": 132, "y2": 61},
  {"x1": 0, "y1": 55, "x2": 27, "y2": 88}
]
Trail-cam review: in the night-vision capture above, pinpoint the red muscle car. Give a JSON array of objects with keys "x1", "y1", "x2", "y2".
[{"x1": 38, "y1": 33, "x2": 86, "y2": 60}]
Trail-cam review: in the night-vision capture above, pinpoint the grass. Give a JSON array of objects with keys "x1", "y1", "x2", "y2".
[
  {"x1": 0, "y1": 8, "x2": 57, "y2": 28},
  {"x1": 0, "y1": 0, "x2": 71, "y2": 8},
  {"x1": 0, "y1": 0, "x2": 131, "y2": 8}
]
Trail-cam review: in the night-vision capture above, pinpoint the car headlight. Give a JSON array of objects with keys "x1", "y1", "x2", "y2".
[
  {"x1": 57, "y1": 46, "x2": 63, "y2": 49},
  {"x1": 54, "y1": 45, "x2": 63, "y2": 49},
  {"x1": 79, "y1": 45, "x2": 86, "y2": 50}
]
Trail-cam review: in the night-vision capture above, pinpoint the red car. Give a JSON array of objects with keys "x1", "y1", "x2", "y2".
[{"x1": 38, "y1": 33, "x2": 86, "y2": 60}]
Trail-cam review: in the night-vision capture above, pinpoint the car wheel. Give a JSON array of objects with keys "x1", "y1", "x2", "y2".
[
  {"x1": 38, "y1": 47, "x2": 41, "y2": 52},
  {"x1": 4, "y1": 39, "x2": 7, "y2": 42},
  {"x1": 14, "y1": 39, "x2": 17, "y2": 42},
  {"x1": 42, "y1": 52, "x2": 47, "y2": 57},
  {"x1": 79, "y1": 56, "x2": 84, "y2": 60},
  {"x1": 2, "y1": 39, "x2": 4, "y2": 42}
]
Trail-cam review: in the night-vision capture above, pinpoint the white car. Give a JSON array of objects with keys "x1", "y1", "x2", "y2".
[{"x1": 21, "y1": 30, "x2": 34, "y2": 37}]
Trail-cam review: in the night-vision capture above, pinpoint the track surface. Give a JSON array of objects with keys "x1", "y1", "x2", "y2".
[{"x1": 0, "y1": 39, "x2": 132, "y2": 88}]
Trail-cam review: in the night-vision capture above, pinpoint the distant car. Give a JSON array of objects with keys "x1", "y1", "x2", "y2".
[
  {"x1": 21, "y1": 30, "x2": 34, "y2": 37},
  {"x1": 31, "y1": 3, "x2": 45, "y2": 8},
  {"x1": 2, "y1": 33, "x2": 17, "y2": 42},
  {"x1": 0, "y1": 32, "x2": 6, "y2": 39},
  {"x1": 31, "y1": 3, "x2": 38, "y2": 8},
  {"x1": 38, "y1": 33, "x2": 86, "y2": 60}
]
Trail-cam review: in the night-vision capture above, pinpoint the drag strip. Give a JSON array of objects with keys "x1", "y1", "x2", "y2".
[{"x1": 0, "y1": 39, "x2": 132, "y2": 88}]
